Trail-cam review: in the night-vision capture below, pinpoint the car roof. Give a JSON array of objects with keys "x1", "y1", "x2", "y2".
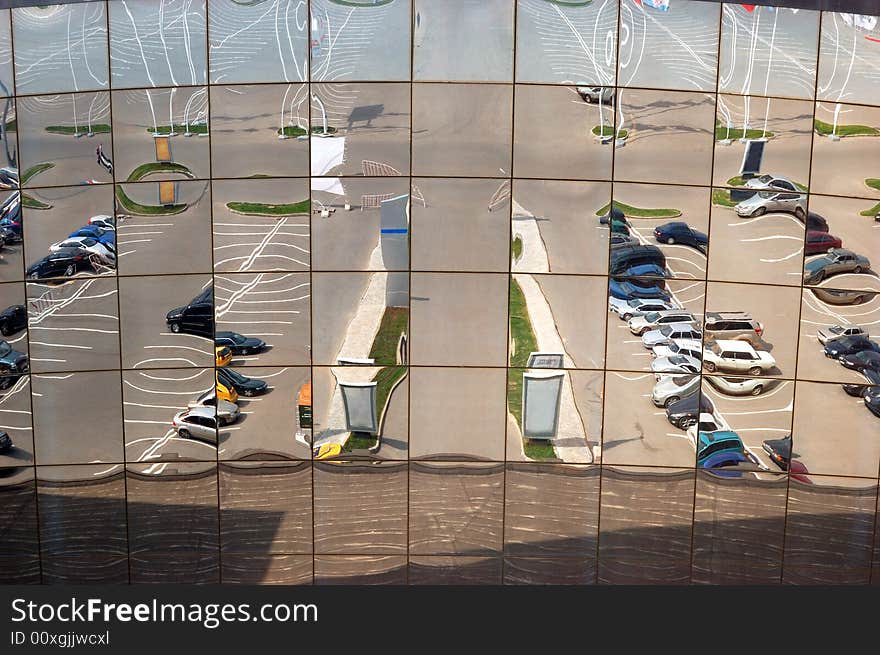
[
  {"x1": 713, "y1": 339, "x2": 755, "y2": 351},
  {"x1": 661, "y1": 322, "x2": 700, "y2": 331},
  {"x1": 184, "y1": 406, "x2": 215, "y2": 418},
  {"x1": 699, "y1": 430, "x2": 741, "y2": 443},
  {"x1": 705, "y1": 311, "x2": 752, "y2": 320}
]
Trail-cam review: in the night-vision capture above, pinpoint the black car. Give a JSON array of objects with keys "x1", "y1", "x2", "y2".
[
  {"x1": 609, "y1": 243, "x2": 666, "y2": 276},
  {"x1": 804, "y1": 211, "x2": 829, "y2": 233},
  {"x1": 0, "y1": 340, "x2": 28, "y2": 387},
  {"x1": 842, "y1": 370, "x2": 880, "y2": 397},
  {"x1": 824, "y1": 335, "x2": 880, "y2": 360},
  {"x1": 0, "y1": 430, "x2": 11, "y2": 454},
  {"x1": 26, "y1": 248, "x2": 91, "y2": 279},
  {"x1": 653, "y1": 222, "x2": 708, "y2": 248},
  {"x1": 215, "y1": 331, "x2": 267, "y2": 355},
  {"x1": 841, "y1": 350, "x2": 880, "y2": 374},
  {"x1": 217, "y1": 366, "x2": 268, "y2": 397},
  {"x1": 0, "y1": 304, "x2": 26, "y2": 336},
  {"x1": 762, "y1": 434, "x2": 792, "y2": 470},
  {"x1": 665, "y1": 392, "x2": 715, "y2": 429},
  {"x1": 166, "y1": 287, "x2": 214, "y2": 339},
  {"x1": 865, "y1": 387, "x2": 880, "y2": 418}
]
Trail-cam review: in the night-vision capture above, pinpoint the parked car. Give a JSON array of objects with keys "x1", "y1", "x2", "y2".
[
  {"x1": 610, "y1": 233, "x2": 638, "y2": 246},
  {"x1": 823, "y1": 335, "x2": 880, "y2": 360},
  {"x1": 803, "y1": 248, "x2": 871, "y2": 284},
  {"x1": 0, "y1": 304, "x2": 27, "y2": 336},
  {"x1": 817, "y1": 324, "x2": 867, "y2": 345},
  {"x1": 629, "y1": 310, "x2": 697, "y2": 336},
  {"x1": 622, "y1": 263, "x2": 670, "y2": 279},
  {"x1": 26, "y1": 248, "x2": 91, "y2": 279},
  {"x1": 187, "y1": 390, "x2": 240, "y2": 426},
  {"x1": 865, "y1": 387, "x2": 880, "y2": 418},
  {"x1": 702, "y1": 339, "x2": 776, "y2": 376},
  {"x1": 577, "y1": 86, "x2": 614, "y2": 104},
  {"x1": 805, "y1": 230, "x2": 842, "y2": 255},
  {"x1": 653, "y1": 221, "x2": 708, "y2": 248},
  {"x1": 609, "y1": 297, "x2": 678, "y2": 321},
  {"x1": 608, "y1": 278, "x2": 670, "y2": 301},
  {"x1": 697, "y1": 430, "x2": 745, "y2": 468},
  {"x1": 217, "y1": 366, "x2": 268, "y2": 396},
  {"x1": 165, "y1": 287, "x2": 213, "y2": 338},
  {"x1": 652, "y1": 338, "x2": 703, "y2": 360},
  {"x1": 700, "y1": 450, "x2": 751, "y2": 475},
  {"x1": 0, "y1": 217, "x2": 21, "y2": 244},
  {"x1": 215, "y1": 346, "x2": 232, "y2": 368},
  {"x1": 842, "y1": 370, "x2": 880, "y2": 397},
  {"x1": 803, "y1": 211, "x2": 829, "y2": 233},
  {"x1": 687, "y1": 412, "x2": 730, "y2": 445},
  {"x1": 735, "y1": 190, "x2": 807, "y2": 219},
  {"x1": 0, "y1": 430, "x2": 11, "y2": 454},
  {"x1": 744, "y1": 174, "x2": 800, "y2": 192},
  {"x1": 0, "y1": 167, "x2": 18, "y2": 190},
  {"x1": 642, "y1": 323, "x2": 702, "y2": 349},
  {"x1": 651, "y1": 374, "x2": 700, "y2": 408},
  {"x1": 762, "y1": 434, "x2": 792, "y2": 470},
  {"x1": 49, "y1": 237, "x2": 116, "y2": 265},
  {"x1": 215, "y1": 331, "x2": 267, "y2": 355},
  {"x1": 68, "y1": 225, "x2": 115, "y2": 247},
  {"x1": 665, "y1": 392, "x2": 715, "y2": 429},
  {"x1": 215, "y1": 377, "x2": 238, "y2": 404},
  {"x1": 88, "y1": 214, "x2": 116, "y2": 231},
  {"x1": 609, "y1": 243, "x2": 666, "y2": 276},
  {"x1": 651, "y1": 354, "x2": 701, "y2": 376},
  {"x1": 840, "y1": 350, "x2": 880, "y2": 374},
  {"x1": 703, "y1": 311, "x2": 764, "y2": 346},
  {"x1": 0, "y1": 340, "x2": 28, "y2": 379},
  {"x1": 705, "y1": 375, "x2": 770, "y2": 396},
  {"x1": 172, "y1": 406, "x2": 218, "y2": 444},
  {"x1": 809, "y1": 287, "x2": 874, "y2": 305},
  {"x1": 598, "y1": 205, "x2": 626, "y2": 225}
]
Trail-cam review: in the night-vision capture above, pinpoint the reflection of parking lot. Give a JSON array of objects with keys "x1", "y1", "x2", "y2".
[
  {"x1": 709, "y1": 207, "x2": 805, "y2": 287},
  {"x1": 0, "y1": 376, "x2": 33, "y2": 467},
  {"x1": 26, "y1": 278, "x2": 118, "y2": 373},
  {"x1": 797, "y1": 289, "x2": 880, "y2": 383}
]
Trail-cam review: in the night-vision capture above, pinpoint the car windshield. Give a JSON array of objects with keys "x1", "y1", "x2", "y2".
[
  {"x1": 829, "y1": 325, "x2": 844, "y2": 334},
  {"x1": 0, "y1": 342, "x2": 10, "y2": 357},
  {"x1": 222, "y1": 368, "x2": 248, "y2": 383},
  {"x1": 757, "y1": 175, "x2": 773, "y2": 183},
  {"x1": 709, "y1": 342, "x2": 723, "y2": 355},
  {"x1": 669, "y1": 356, "x2": 686, "y2": 365},
  {"x1": 672, "y1": 376, "x2": 691, "y2": 387},
  {"x1": 229, "y1": 333, "x2": 246, "y2": 344},
  {"x1": 81, "y1": 238, "x2": 97, "y2": 247},
  {"x1": 643, "y1": 312, "x2": 660, "y2": 322},
  {"x1": 660, "y1": 326, "x2": 674, "y2": 336},
  {"x1": 757, "y1": 191, "x2": 775, "y2": 199}
]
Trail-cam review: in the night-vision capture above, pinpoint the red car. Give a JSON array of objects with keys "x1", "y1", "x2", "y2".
[{"x1": 805, "y1": 230, "x2": 842, "y2": 255}]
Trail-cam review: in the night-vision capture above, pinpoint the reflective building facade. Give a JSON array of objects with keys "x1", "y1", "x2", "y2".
[{"x1": 1, "y1": 0, "x2": 879, "y2": 585}]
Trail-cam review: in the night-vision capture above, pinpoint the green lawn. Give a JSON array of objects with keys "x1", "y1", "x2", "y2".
[
  {"x1": 277, "y1": 125, "x2": 338, "y2": 137},
  {"x1": 369, "y1": 307, "x2": 408, "y2": 364},
  {"x1": 715, "y1": 126, "x2": 773, "y2": 141},
  {"x1": 865, "y1": 179, "x2": 880, "y2": 192},
  {"x1": 20, "y1": 162, "x2": 55, "y2": 185},
  {"x1": 115, "y1": 186, "x2": 186, "y2": 215},
  {"x1": 712, "y1": 189, "x2": 737, "y2": 208},
  {"x1": 592, "y1": 125, "x2": 628, "y2": 139},
  {"x1": 4, "y1": 119, "x2": 15, "y2": 132},
  {"x1": 726, "y1": 175, "x2": 808, "y2": 191},
  {"x1": 342, "y1": 432, "x2": 377, "y2": 453},
  {"x1": 226, "y1": 200, "x2": 310, "y2": 215},
  {"x1": 21, "y1": 194, "x2": 51, "y2": 210},
  {"x1": 147, "y1": 124, "x2": 208, "y2": 135},
  {"x1": 859, "y1": 200, "x2": 880, "y2": 217},
  {"x1": 814, "y1": 118, "x2": 880, "y2": 137},
  {"x1": 511, "y1": 235, "x2": 523, "y2": 261},
  {"x1": 45, "y1": 124, "x2": 111, "y2": 135},
  {"x1": 127, "y1": 161, "x2": 195, "y2": 182},
  {"x1": 508, "y1": 279, "x2": 556, "y2": 460},
  {"x1": 595, "y1": 200, "x2": 681, "y2": 218}
]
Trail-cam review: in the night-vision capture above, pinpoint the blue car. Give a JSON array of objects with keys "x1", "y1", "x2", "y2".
[
  {"x1": 700, "y1": 450, "x2": 750, "y2": 477},
  {"x1": 697, "y1": 430, "x2": 745, "y2": 468},
  {"x1": 69, "y1": 225, "x2": 115, "y2": 247},
  {"x1": 654, "y1": 221, "x2": 708, "y2": 248},
  {"x1": 609, "y1": 278, "x2": 671, "y2": 301},
  {"x1": 622, "y1": 263, "x2": 670, "y2": 279}
]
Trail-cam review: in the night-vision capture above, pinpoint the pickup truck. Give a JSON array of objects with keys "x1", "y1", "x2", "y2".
[{"x1": 702, "y1": 339, "x2": 776, "y2": 376}]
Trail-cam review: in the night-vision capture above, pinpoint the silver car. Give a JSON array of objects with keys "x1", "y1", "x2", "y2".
[
  {"x1": 651, "y1": 374, "x2": 700, "y2": 408},
  {"x1": 642, "y1": 323, "x2": 703, "y2": 349},
  {"x1": 172, "y1": 406, "x2": 218, "y2": 444},
  {"x1": 577, "y1": 86, "x2": 614, "y2": 105},
  {"x1": 705, "y1": 375, "x2": 770, "y2": 396},
  {"x1": 744, "y1": 174, "x2": 800, "y2": 192},
  {"x1": 735, "y1": 190, "x2": 807, "y2": 218},
  {"x1": 651, "y1": 354, "x2": 701, "y2": 376},
  {"x1": 188, "y1": 389, "x2": 240, "y2": 425},
  {"x1": 817, "y1": 324, "x2": 868, "y2": 345}
]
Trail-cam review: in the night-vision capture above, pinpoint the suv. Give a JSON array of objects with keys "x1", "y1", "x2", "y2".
[
  {"x1": 703, "y1": 311, "x2": 764, "y2": 346},
  {"x1": 609, "y1": 244, "x2": 666, "y2": 276},
  {"x1": 629, "y1": 310, "x2": 698, "y2": 336},
  {"x1": 702, "y1": 339, "x2": 776, "y2": 376},
  {"x1": 166, "y1": 287, "x2": 214, "y2": 338}
]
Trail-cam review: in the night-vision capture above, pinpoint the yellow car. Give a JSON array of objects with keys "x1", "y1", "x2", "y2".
[
  {"x1": 216, "y1": 377, "x2": 238, "y2": 403},
  {"x1": 215, "y1": 346, "x2": 232, "y2": 367},
  {"x1": 313, "y1": 443, "x2": 342, "y2": 460}
]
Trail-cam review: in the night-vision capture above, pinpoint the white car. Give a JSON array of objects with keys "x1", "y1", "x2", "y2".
[
  {"x1": 817, "y1": 324, "x2": 867, "y2": 345},
  {"x1": 652, "y1": 338, "x2": 703, "y2": 360},
  {"x1": 48, "y1": 237, "x2": 116, "y2": 265},
  {"x1": 651, "y1": 374, "x2": 700, "y2": 407},
  {"x1": 629, "y1": 310, "x2": 698, "y2": 336},
  {"x1": 705, "y1": 375, "x2": 770, "y2": 396},
  {"x1": 642, "y1": 323, "x2": 703, "y2": 349},
  {"x1": 702, "y1": 339, "x2": 776, "y2": 376},
  {"x1": 686, "y1": 412, "x2": 731, "y2": 443},
  {"x1": 88, "y1": 214, "x2": 116, "y2": 231},
  {"x1": 187, "y1": 389, "x2": 240, "y2": 426},
  {"x1": 609, "y1": 297, "x2": 678, "y2": 321},
  {"x1": 651, "y1": 354, "x2": 701, "y2": 376},
  {"x1": 744, "y1": 174, "x2": 799, "y2": 192}
]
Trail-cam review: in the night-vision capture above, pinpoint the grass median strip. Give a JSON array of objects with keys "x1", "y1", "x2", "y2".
[
  {"x1": 277, "y1": 125, "x2": 338, "y2": 137},
  {"x1": 45, "y1": 124, "x2": 111, "y2": 135},
  {"x1": 20, "y1": 162, "x2": 54, "y2": 185},
  {"x1": 592, "y1": 125, "x2": 627, "y2": 139},
  {"x1": 814, "y1": 118, "x2": 880, "y2": 137},
  {"x1": 712, "y1": 189, "x2": 737, "y2": 208},
  {"x1": 21, "y1": 194, "x2": 51, "y2": 210},
  {"x1": 146, "y1": 124, "x2": 208, "y2": 135},
  {"x1": 115, "y1": 186, "x2": 186, "y2": 215},
  {"x1": 595, "y1": 200, "x2": 681, "y2": 218},
  {"x1": 859, "y1": 200, "x2": 880, "y2": 217},
  {"x1": 127, "y1": 162, "x2": 195, "y2": 182},
  {"x1": 227, "y1": 200, "x2": 310, "y2": 215},
  {"x1": 714, "y1": 126, "x2": 773, "y2": 140},
  {"x1": 511, "y1": 235, "x2": 523, "y2": 261},
  {"x1": 866, "y1": 179, "x2": 880, "y2": 192}
]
